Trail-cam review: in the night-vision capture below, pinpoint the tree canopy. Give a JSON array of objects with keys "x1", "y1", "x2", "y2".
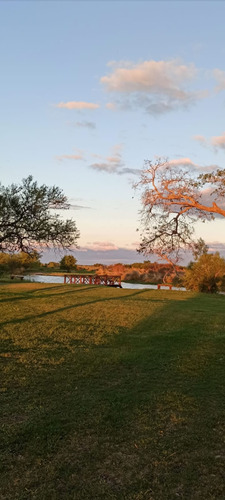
[
  {"x1": 0, "y1": 176, "x2": 80, "y2": 254},
  {"x1": 60, "y1": 255, "x2": 77, "y2": 272},
  {"x1": 135, "y1": 158, "x2": 225, "y2": 265}
]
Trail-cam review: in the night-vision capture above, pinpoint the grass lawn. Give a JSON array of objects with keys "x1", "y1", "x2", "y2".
[{"x1": 0, "y1": 283, "x2": 225, "y2": 499}]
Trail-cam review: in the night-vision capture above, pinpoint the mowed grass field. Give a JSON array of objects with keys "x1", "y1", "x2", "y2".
[{"x1": 0, "y1": 283, "x2": 225, "y2": 500}]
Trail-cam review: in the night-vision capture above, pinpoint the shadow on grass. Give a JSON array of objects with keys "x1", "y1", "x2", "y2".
[
  {"x1": 1, "y1": 291, "x2": 225, "y2": 499},
  {"x1": 0, "y1": 284, "x2": 99, "y2": 304},
  {"x1": 0, "y1": 289, "x2": 162, "y2": 327}
]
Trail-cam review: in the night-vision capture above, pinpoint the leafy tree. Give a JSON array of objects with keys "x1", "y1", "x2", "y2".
[
  {"x1": 183, "y1": 252, "x2": 225, "y2": 293},
  {"x1": 135, "y1": 158, "x2": 225, "y2": 266},
  {"x1": 0, "y1": 251, "x2": 40, "y2": 274},
  {"x1": 0, "y1": 176, "x2": 79, "y2": 254},
  {"x1": 60, "y1": 255, "x2": 77, "y2": 272}
]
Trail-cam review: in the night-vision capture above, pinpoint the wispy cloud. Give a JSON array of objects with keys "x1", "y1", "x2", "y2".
[
  {"x1": 194, "y1": 132, "x2": 225, "y2": 151},
  {"x1": 106, "y1": 102, "x2": 116, "y2": 110},
  {"x1": 211, "y1": 132, "x2": 225, "y2": 150},
  {"x1": 69, "y1": 121, "x2": 96, "y2": 129},
  {"x1": 69, "y1": 204, "x2": 91, "y2": 210},
  {"x1": 55, "y1": 154, "x2": 84, "y2": 162},
  {"x1": 213, "y1": 69, "x2": 225, "y2": 92},
  {"x1": 101, "y1": 59, "x2": 206, "y2": 115},
  {"x1": 89, "y1": 144, "x2": 140, "y2": 175},
  {"x1": 55, "y1": 101, "x2": 99, "y2": 110},
  {"x1": 167, "y1": 158, "x2": 198, "y2": 168},
  {"x1": 207, "y1": 242, "x2": 225, "y2": 253},
  {"x1": 193, "y1": 135, "x2": 207, "y2": 147},
  {"x1": 160, "y1": 157, "x2": 220, "y2": 174},
  {"x1": 84, "y1": 241, "x2": 119, "y2": 252}
]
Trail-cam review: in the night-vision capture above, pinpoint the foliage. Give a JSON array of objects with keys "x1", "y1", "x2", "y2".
[
  {"x1": 60, "y1": 254, "x2": 77, "y2": 272},
  {"x1": 135, "y1": 158, "x2": 225, "y2": 266},
  {"x1": 0, "y1": 176, "x2": 79, "y2": 254},
  {"x1": 0, "y1": 251, "x2": 40, "y2": 274},
  {"x1": 1, "y1": 283, "x2": 225, "y2": 499},
  {"x1": 47, "y1": 261, "x2": 59, "y2": 268},
  {"x1": 184, "y1": 252, "x2": 225, "y2": 293}
]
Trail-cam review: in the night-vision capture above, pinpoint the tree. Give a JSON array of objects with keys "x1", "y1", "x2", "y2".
[
  {"x1": 0, "y1": 176, "x2": 79, "y2": 254},
  {"x1": 60, "y1": 255, "x2": 77, "y2": 272},
  {"x1": 192, "y1": 238, "x2": 209, "y2": 261},
  {"x1": 135, "y1": 158, "x2": 225, "y2": 266},
  {"x1": 183, "y1": 252, "x2": 225, "y2": 293},
  {"x1": 0, "y1": 251, "x2": 40, "y2": 274}
]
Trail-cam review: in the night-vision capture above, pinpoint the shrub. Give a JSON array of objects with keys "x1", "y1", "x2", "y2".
[{"x1": 183, "y1": 253, "x2": 225, "y2": 293}]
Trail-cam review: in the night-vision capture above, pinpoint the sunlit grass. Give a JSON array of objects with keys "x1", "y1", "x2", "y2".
[{"x1": 1, "y1": 283, "x2": 225, "y2": 499}]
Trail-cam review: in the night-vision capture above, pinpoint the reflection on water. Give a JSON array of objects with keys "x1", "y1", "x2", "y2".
[{"x1": 24, "y1": 274, "x2": 186, "y2": 291}]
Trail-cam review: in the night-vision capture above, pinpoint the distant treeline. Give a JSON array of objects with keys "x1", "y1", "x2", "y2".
[{"x1": 0, "y1": 253, "x2": 184, "y2": 284}]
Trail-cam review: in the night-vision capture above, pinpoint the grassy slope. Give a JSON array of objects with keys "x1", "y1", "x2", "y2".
[{"x1": 0, "y1": 283, "x2": 225, "y2": 500}]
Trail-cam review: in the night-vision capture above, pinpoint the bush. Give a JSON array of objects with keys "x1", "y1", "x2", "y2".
[{"x1": 183, "y1": 253, "x2": 225, "y2": 293}]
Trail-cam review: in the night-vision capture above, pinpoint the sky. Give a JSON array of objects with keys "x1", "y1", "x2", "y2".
[{"x1": 1, "y1": 0, "x2": 225, "y2": 264}]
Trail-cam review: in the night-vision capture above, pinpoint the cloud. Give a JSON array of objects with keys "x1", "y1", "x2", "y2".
[
  {"x1": 213, "y1": 69, "x2": 225, "y2": 92},
  {"x1": 55, "y1": 101, "x2": 99, "y2": 110},
  {"x1": 89, "y1": 144, "x2": 141, "y2": 176},
  {"x1": 101, "y1": 59, "x2": 205, "y2": 114},
  {"x1": 90, "y1": 162, "x2": 119, "y2": 174},
  {"x1": 207, "y1": 242, "x2": 225, "y2": 254},
  {"x1": 106, "y1": 102, "x2": 117, "y2": 110},
  {"x1": 193, "y1": 135, "x2": 207, "y2": 147},
  {"x1": 55, "y1": 154, "x2": 84, "y2": 162},
  {"x1": 69, "y1": 121, "x2": 96, "y2": 129},
  {"x1": 160, "y1": 157, "x2": 220, "y2": 174},
  {"x1": 200, "y1": 187, "x2": 225, "y2": 211},
  {"x1": 89, "y1": 144, "x2": 124, "y2": 174},
  {"x1": 84, "y1": 241, "x2": 119, "y2": 252},
  {"x1": 66, "y1": 197, "x2": 91, "y2": 210},
  {"x1": 211, "y1": 132, "x2": 225, "y2": 150},
  {"x1": 41, "y1": 246, "x2": 147, "y2": 265},
  {"x1": 69, "y1": 204, "x2": 91, "y2": 210},
  {"x1": 194, "y1": 132, "x2": 225, "y2": 151},
  {"x1": 167, "y1": 158, "x2": 198, "y2": 168}
]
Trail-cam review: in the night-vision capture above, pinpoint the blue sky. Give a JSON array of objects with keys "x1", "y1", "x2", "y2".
[{"x1": 1, "y1": 1, "x2": 225, "y2": 264}]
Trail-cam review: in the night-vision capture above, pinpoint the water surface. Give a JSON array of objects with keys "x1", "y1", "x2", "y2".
[{"x1": 24, "y1": 274, "x2": 186, "y2": 291}]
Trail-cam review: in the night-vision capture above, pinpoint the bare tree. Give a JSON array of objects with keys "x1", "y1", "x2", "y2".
[
  {"x1": 0, "y1": 176, "x2": 80, "y2": 254},
  {"x1": 135, "y1": 158, "x2": 225, "y2": 266}
]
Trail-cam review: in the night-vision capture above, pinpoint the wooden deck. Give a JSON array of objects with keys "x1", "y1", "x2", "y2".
[{"x1": 64, "y1": 274, "x2": 122, "y2": 287}]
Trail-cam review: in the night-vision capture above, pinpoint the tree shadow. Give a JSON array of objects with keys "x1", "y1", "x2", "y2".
[
  {"x1": 1, "y1": 290, "x2": 225, "y2": 499},
  {"x1": 0, "y1": 289, "x2": 160, "y2": 327}
]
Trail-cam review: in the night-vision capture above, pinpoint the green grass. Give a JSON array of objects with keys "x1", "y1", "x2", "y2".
[{"x1": 0, "y1": 283, "x2": 225, "y2": 499}]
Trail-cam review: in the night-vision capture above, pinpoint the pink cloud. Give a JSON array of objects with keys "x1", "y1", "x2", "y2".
[
  {"x1": 193, "y1": 135, "x2": 207, "y2": 146},
  {"x1": 213, "y1": 69, "x2": 225, "y2": 92},
  {"x1": 101, "y1": 59, "x2": 196, "y2": 94},
  {"x1": 55, "y1": 154, "x2": 84, "y2": 162},
  {"x1": 167, "y1": 158, "x2": 198, "y2": 168},
  {"x1": 84, "y1": 241, "x2": 119, "y2": 251},
  {"x1": 194, "y1": 132, "x2": 225, "y2": 151},
  {"x1": 55, "y1": 101, "x2": 99, "y2": 110},
  {"x1": 211, "y1": 132, "x2": 225, "y2": 150},
  {"x1": 100, "y1": 59, "x2": 205, "y2": 114}
]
